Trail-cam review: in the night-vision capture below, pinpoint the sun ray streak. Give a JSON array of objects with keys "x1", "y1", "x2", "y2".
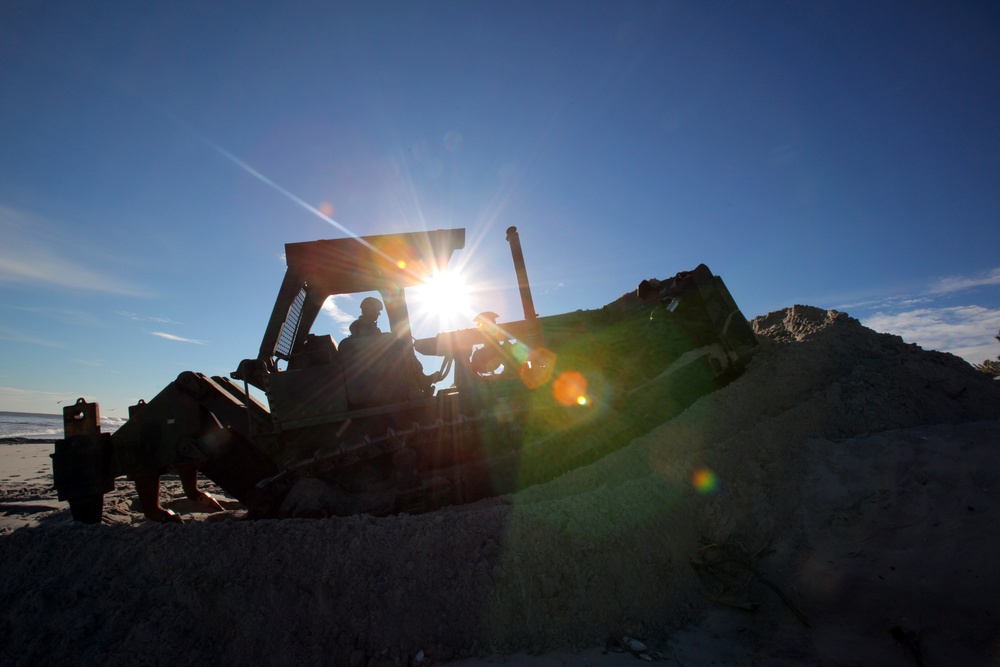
[
  {"x1": 160, "y1": 112, "x2": 485, "y2": 292},
  {"x1": 159, "y1": 111, "x2": 401, "y2": 262},
  {"x1": 208, "y1": 144, "x2": 358, "y2": 236}
]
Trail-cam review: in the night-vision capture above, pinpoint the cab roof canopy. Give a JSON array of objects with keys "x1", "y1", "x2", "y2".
[{"x1": 283, "y1": 228, "x2": 466, "y2": 294}]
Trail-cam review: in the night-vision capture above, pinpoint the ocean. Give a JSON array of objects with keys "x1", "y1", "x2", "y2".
[{"x1": 0, "y1": 411, "x2": 125, "y2": 443}]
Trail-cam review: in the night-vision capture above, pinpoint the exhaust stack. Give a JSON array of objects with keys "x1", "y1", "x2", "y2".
[{"x1": 505, "y1": 226, "x2": 537, "y2": 320}]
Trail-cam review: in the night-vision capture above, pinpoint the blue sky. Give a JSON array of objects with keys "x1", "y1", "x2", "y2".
[{"x1": 1, "y1": 1, "x2": 999, "y2": 416}]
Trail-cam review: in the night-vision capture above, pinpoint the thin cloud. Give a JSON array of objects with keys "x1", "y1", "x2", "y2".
[
  {"x1": 0, "y1": 325, "x2": 65, "y2": 348},
  {"x1": 74, "y1": 359, "x2": 106, "y2": 367},
  {"x1": 119, "y1": 311, "x2": 181, "y2": 325},
  {"x1": 928, "y1": 267, "x2": 1000, "y2": 296},
  {"x1": 0, "y1": 204, "x2": 147, "y2": 296},
  {"x1": 836, "y1": 266, "x2": 1000, "y2": 312},
  {"x1": 862, "y1": 305, "x2": 1000, "y2": 366},
  {"x1": 836, "y1": 295, "x2": 932, "y2": 313},
  {"x1": 151, "y1": 331, "x2": 207, "y2": 345},
  {"x1": 10, "y1": 304, "x2": 105, "y2": 327},
  {"x1": 321, "y1": 294, "x2": 357, "y2": 336}
]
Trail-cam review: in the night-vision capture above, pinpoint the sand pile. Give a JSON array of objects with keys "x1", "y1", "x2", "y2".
[{"x1": 1, "y1": 305, "x2": 999, "y2": 666}]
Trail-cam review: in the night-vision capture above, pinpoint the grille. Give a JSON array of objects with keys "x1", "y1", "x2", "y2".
[{"x1": 275, "y1": 287, "x2": 307, "y2": 360}]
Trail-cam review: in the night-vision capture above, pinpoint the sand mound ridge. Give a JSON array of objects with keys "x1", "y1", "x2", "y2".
[{"x1": 1, "y1": 305, "x2": 998, "y2": 666}]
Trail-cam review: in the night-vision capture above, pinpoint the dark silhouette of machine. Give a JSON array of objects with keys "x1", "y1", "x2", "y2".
[{"x1": 52, "y1": 227, "x2": 758, "y2": 522}]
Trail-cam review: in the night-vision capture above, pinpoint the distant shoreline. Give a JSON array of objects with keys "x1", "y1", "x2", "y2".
[
  {"x1": 0, "y1": 437, "x2": 57, "y2": 445},
  {"x1": 0, "y1": 411, "x2": 60, "y2": 419}
]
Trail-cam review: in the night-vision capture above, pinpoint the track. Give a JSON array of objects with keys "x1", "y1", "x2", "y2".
[{"x1": 249, "y1": 412, "x2": 493, "y2": 517}]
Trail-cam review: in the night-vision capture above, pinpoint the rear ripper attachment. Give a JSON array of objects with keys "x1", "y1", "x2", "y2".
[{"x1": 54, "y1": 227, "x2": 758, "y2": 523}]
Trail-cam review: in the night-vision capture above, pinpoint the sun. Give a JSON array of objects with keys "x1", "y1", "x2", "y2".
[{"x1": 409, "y1": 269, "x2": 473, "y2": 335}]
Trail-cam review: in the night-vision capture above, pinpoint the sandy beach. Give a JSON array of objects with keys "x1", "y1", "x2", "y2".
[
  {"x1": 0, "y1": 442, "x2": 53, "y2": 485},
  {"x1": 2, "y1": 306, "x2": 999, "y2": 666},
  {"x1": 0, "y1": 442, "x2": 63, "y2": 533}
]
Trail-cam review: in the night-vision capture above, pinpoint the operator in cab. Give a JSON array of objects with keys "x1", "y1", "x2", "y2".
[
  {"x1": 349, "y1": 297, "x2": 383, "y2": 337},
  {"x1": 469, "y1": 311, "x2": 511, "y2": 376},
  {"x1": 346, "y1": 295, "x2": 441, "y2": 395}
]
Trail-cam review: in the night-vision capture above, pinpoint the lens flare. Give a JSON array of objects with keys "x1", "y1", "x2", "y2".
[
  {"x1": 509, "y1": 341, "x2": 531, "y2": 364},
  {"x1": 553, "y1": 371, "x2": 588, "y2": 407},
  {"x1": 692, "y1": 467, "x2": 718, "y2": 494},
  {"x1": 444, "y1": 131, "x2": 464, "y2": 152},
  {"x1": 519, "y1": 348, "x2": 556, "y2": 388}
]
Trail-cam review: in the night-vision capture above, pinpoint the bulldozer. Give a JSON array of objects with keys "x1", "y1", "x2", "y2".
[{"x1": 52, "y1": 226, "x2": 758, "y2": 523}]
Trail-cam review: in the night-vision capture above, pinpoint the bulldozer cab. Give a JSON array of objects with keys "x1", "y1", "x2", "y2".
[
  {"x1": 235, "y1": 229, "x2": 467, "y2": 424},
  {"x1": 260, "y1": 228, "x2": 466, "y2": 363}
]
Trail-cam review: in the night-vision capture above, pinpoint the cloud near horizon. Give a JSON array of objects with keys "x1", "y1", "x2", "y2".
[
  {"x1": 835, "y1": 265, "x2": 1000, "y2": 365},
  {"x1": 837, "y1": 266, "x2": 1000, "y2": 313},
  {"x1": 151, "y1": 331, "x2": 207, "y2": 345},
  {"x1": 0, "y1": 386, "x2": 79, "y2": 411},
  {"x1": 862, "y1": 305, "x2": 1000, "y2": 366}
]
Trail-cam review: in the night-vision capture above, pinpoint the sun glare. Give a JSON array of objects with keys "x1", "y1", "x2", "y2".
[{"x1": 410, "y1": 270, "x2": 473, "y2": 334}]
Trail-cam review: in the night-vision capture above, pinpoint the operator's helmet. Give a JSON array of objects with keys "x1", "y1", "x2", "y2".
[
  {"x1": 474, "y1": 311, "x2": 503, "y2": 340},
  {"x1": 473, "y1": 311, "x2": 499, "y2": 327},
  {"x1": 360, "y1": 296, "x2": 383, "y2": 314}
]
